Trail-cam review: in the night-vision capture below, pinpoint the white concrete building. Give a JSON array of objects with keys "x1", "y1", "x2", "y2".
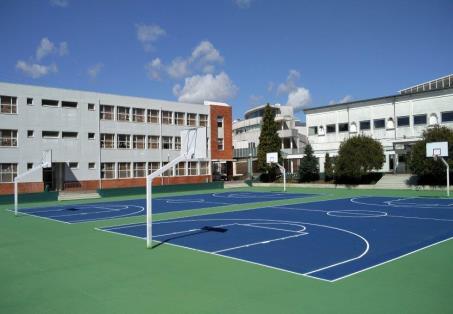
[
  {"x1": 0, "y1": 82, "x2": 233, "y2": 195},
  {"x1": 304, "y1": 74, "x2": 453, "y2": 174},
  {"x1": 232, "y1": 104, "x2": 307, "y2": 174}
]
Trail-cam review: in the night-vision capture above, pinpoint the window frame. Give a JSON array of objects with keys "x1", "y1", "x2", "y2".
[
  {"x1": 148, "y1": 136, "x2": 160, "y2": 149},
  {"x1": 101, "y1": 162, "x2": 115, "y2": 179},
  {"x1": 441, "y1": 111, "x2": 453, "y2": 123},
  {"x1": 373, "y1": 119, "x2": 385, "y2": 129},
  {"x1": 397, "y1": 116, "x2": 410, "y2": 127},
  {"x1": 100, "y1": 133, "x2": 115, "y2": 148},
  {"x1": 100, "y1": 105, "x2": 114, "y2": 120},
  {"x1": 117, "y1": 134, "x2": 131, "y2": 149},
  {"x1": 117, "y1": 106, "x2": 130, "y2": 122},
  {"x1": 0, "y1": 129, "x2": 18, "y2": 147},
  {"x1": 1, "y1": 96, "x2": 17, "y2": 114},
  {"x1": 413, "y1": 114, "x2": 427, "y2": 126},
  {"x1": 133, "y1": 135, "x2": 146, "y2": 149},
  {"x1": 132, "y1": 108, "x2": 145, "y2": 123},
  {"x1": 0, "y1": 163, "x2": 17, "y2": 182},
  {"x1": 117, "y1": 162, "x2": 131, "y2": 178},
  {"x1": 162, "y1": 136, "x2": 173, "y2": 150}
]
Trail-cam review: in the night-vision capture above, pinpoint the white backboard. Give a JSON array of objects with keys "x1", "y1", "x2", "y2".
[
  {"x1": 181, "y1": 127, "x2": 207, "y2": 159},
  {"x1": 42, "y1": 150, "x2": 52, "y2": 168},
  {"x1": 426, "y1": 142, "x2": 448, "y2": 157},
  {"x1": 266, "y1": 152, "x2": 278, "y2": 164}
]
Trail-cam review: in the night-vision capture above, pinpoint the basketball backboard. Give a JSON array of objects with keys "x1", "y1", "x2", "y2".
[
  {"x1": 42, "y1": 150, "x2": 52, "y2": 168},
  {"x1": 181, "y1": 127, "x2": 207, "y2": 159},
  {"x1": 266, "y1": 152, "x2": 278, "y2": 164},
  {"x1": 426, "y1": 142, "x2": 448, "y2": 158}
]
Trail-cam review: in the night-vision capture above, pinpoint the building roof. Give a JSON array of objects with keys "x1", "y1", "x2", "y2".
[{"x1": 304, "y1": 85, "x2": 453, "y2": 113}]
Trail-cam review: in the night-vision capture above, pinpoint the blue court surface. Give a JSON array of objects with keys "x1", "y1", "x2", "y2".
[
  {"x1": 100, "y1": 196, "x2": 453, "y2": 282},
  {"x1": 16, "y1": 191, "x2": 313, "y2": 223}
]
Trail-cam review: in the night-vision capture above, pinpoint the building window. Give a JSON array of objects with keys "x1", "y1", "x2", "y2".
[
  {"x1": 42, "y1": 99, "x2": 59, "y2": 107},
  {"x1": 162, "y1": 136, "x2": 173, "y2": 149},
  {"x1": 148, "y1": 162, "x2": 160, "y2": 175},
  {"x1": 308, "y1": 126, "x2": 318, "y2": 135},
  {"x1": 100, "y1": 105, "x2": 114, "y2": 120},
  {"x1": 397, "y1": 116, "x2": 410, "y2": 127},
  {"x1": 176, "y1": 162, "x2": 186, "y2": 176},
  {"x1": 188, "y1": 161, "x2": 198, "y2": 175},
  {"x1": 175, "y1": 136, "x2": 181, "y2": 150},
  {"x1": 360, "y1": 120, "x2": 371, "y2": 130},
  {"x1": 187, "y1": 113, "x2": 197, "y2": 126},
  {"x1": 338, "y1": 123, "x2": 349, "y2": 132},
  {"x1": 373, "y1": 119, "x2": 385, "y2": 129},
  {"x1": 200, "y1": 161, "x2": 209, "y2": 175},
  {"x1": 217, "y1": 116, "x2": 224, "y2": 128},
  {"x1": 147, "y1": 109, "x2": 159, "y2": 124},
  {"x1": 88, "y1": 103, "x2": 95, "y2": 110},
  {"x1": 117, "y1": 106, "x2": 130, "y2": 121},
  {"x1": 162, "y1": 162, "x2": 173, "y2": 176},
  {"x1": 162, "y1": 111, "x2": 173, "y2": 124},
  {"x1": 326, "y1": 124, "x2": 336, "y2": 133},
  {"x1": 62, "y1": 132, "x2": 78, "y2": 139},
  {"x1": 117, "y1": 134, "x2": 131, "y2": 149},
  {"x1": 27, "y1": 163, "x2": 33, "y2": 170},
  {"x1": 68, "y1": 162, "x2": 78, "y2": 169},
  {"x1": 0, "y1": 163, "x2": 17, "y2": 182},
  {"x1": 101, "y1": 163, "x2": 115, "y2": 179},
  {"x1": 88, "y1": 133, "x2": 95, "y2": 140},
  {"x1": 118, "y1": 162, "x2": 131, "y2": 178},
  {"x1": 133, "y1": 162, "x2": 146, "y2": 177},
  {"x1": 148, "y1": 136, "x2": 160, "y2": 149},
  {"x1": 217, "y1": 138, "x2": 224, "y2": 150},
  {"x1": 88, "y1": 162, "x2": 96, "y2": 169},
  {"x1": 413, "y1": 114, "x2": 427, "y2": 125},
  {"x1": 199, "y1": 114, "x2": 208, "y2": 127},
  {"x1": 133, "y1": 135, "x2": 145, "y2": 149},
  {"x1": 441, "y1": 111, "x2": 453, "y2": 123},
  {"x1": 27, "y1": 130, "x2": 34, "y2": 138},
  {"x1": 0, "y1": 129, "x2": 18, "y2": 147},
  {"x1": 100, "y1": 133, "x2": 115, "y2": 148},
  {"x1": 27, "y1": 98, "x2": 33, "y2": 105},
  {"x1": 1, "y1": 96, "x2": 17, "y2": 114},
  {"x1": 42, "y1": 131, "x2": 59, "y2": 138},
  {"x1": 132, "y1": 108, "x2": 145, "y2": 123},
  {"x1": 61, "y1": 101, "x2": 78, "y2": 108},
  {"x1": 175, "y1": 112, "x2": 185, "y2": 125}
]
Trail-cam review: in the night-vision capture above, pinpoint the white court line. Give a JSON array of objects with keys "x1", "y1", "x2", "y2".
[
  {"x1": 94, "y1": 225, "x2": 332, "y2": 283},
  {"x1": 213, "y1": 234, "x2": 307, "y2": 254},
  {"x1": 351, "y1": 197, "x2": 453, "y2": 209},
  {"x1": 6, "y1": 208, "x2": 71, "y2": 224},
  {"x1": 238, "y1": 222, "x2": 307, "y2": 234},
  {"x1": 330, "y1": 236, "x2": 453, "y2": 282},
  {"x1": 68, "y1": 205, "x2": 145, "y2": 223},
  {"x1": 153, "y1": 223, "x2": 236, "y2": 238}
]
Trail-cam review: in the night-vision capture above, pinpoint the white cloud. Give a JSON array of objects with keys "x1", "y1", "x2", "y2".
[
  {"x1": 36, "y1": 38, "x2": 68, "y2": 60},
  {"x1": 167, "y1": 57, "x2": 190, "y2": 79},
  {"x1": 147, "y1": 40, "x2": 224, "y2": 81},
  {"x1": 136, "y1": 24, "x2": 166, "y2": 51},
  {"x1": 234, "y1": 0, "x2": 253, "y2": 9},
  {"x1": 277, "y1": 69, "x2": 300, "y2": 95},
  {"x1": 16, "y1": 61, "x2": 58, "y2": 78},
  {"x1": 173, "y1": 72, "x2": 238, "y2": 104},
  {"x1": 50, "y1": 0, "x2": 69, "y2": 7},
  {"x1": 36, "y1": 38, "x2": 55, "y2": 61},
  {"x1": 249, "y1": 94, "x2": 263, "y2": 104},
  {"x1": 87, "y1": 63, "x2": 103, "y2": 79},
  {"x1": 275, "y1": 69, "x2": 311, "y2": 112},
  {"x1": 287, "y1": 87, "x2": 311, "y2": 112},
  {"x1": 146, "y1": 58, "x2": 163, "y2": 80},
  {"x1": 328, "y1": 95, "x2": 354, "y2": 105}
]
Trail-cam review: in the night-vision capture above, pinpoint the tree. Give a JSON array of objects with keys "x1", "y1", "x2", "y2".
[
  {"x1": 324, "y1": 153, "x2": 334, "y2": 181},
  {"x1": 299, "y1": 144, "x2": 319, "y2": 182},
  {"x1": 408, "y1": 125, "x2": 453, "y2": 185},
  {"x1": 335, "y1": 135, "x2": 384, "y2": 183},
  {"x1": 256, "y1": 104, "x2": 282, "y2": 182}
]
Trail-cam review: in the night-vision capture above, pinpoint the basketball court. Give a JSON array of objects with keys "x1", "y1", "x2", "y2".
[{"x1": 99, "y1": 195, "x2": 453, "y2": 281}]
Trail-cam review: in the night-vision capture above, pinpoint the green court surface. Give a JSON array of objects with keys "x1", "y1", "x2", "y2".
[{"x1": 1, "y1": 186, "x2": 452, "y2": 314}]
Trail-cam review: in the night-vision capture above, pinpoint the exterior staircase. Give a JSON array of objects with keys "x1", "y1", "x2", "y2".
[
  {"x1": 374, "y1": 174, "x2": 414, "y2": 189},
  {"x1": 58, "y1": 190, "x2": 101, "y2": 201}
]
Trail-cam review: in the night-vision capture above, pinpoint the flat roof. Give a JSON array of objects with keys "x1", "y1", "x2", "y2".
[{"x1": 303, "y1": 86, "x2": 453, "y2": 113}]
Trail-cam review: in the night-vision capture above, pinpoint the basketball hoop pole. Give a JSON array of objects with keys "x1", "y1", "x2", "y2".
[
  {"x1": 276, "y1": 163, "x2": 287, "y2": 192},
  {"x1": 14, "y1": 164, "x2": 48, "y2": 216},
  {"x1": 439, "y1": 157, "x2": 450, "y2": 197}
]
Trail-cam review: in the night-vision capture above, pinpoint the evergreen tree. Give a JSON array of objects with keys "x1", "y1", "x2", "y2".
[
  {"x1": 335, "y1": 135, "x2": 384, "y2": 183},
  {"x1": 299, "y1": 144, "x2": 320, "y2": 182},
  {"x1": 257, "y1": 104, "x2": 281, "y2": 181},
  {"x1": 324, "y1": 153, "x2": 334, "y2": 181},
  {"x1": 408, "y1": 125, "x2": 453, "y2": 185}
]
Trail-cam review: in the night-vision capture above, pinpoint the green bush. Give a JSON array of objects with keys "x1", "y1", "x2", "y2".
[
  {"x1": 334, "y1": 135, "x2": 384, "y2": 184},
  {"x1": 324, "y1": 153, "x2": 334, "y2": 181},
  {"x1": 408, "y1": 125, "x2": 453, "y2": 185},
  {"x1": 257, "y1": 104, "x2": 281, "y2": 182}
]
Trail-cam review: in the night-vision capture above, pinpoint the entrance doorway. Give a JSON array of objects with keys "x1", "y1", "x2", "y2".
[{"x1": 43, "y1": 163, "x2": 65, "y2": 191}]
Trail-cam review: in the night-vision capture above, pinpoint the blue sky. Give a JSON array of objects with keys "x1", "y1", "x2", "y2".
[{"x1": 0, "y1": 0, "x2": 452, "y2": 121}]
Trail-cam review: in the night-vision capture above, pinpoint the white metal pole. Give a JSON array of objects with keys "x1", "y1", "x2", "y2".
[
  {"x1": 440, "y1": 157, "x2": 450, "y2": 197},
  {"x1": 283, "y1": 170, "x2": 286, "y2": 192},
  {"x1": 146, "y1": 177, "x2": 152, "y2": 248},
  {"x1": 14, "y1": 180, "x2": 18, "y2": 216}
]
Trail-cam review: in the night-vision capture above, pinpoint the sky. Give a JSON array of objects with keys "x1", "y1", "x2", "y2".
[{"x1": 0, "y1": 0, "x2": 452, "y2": 121}]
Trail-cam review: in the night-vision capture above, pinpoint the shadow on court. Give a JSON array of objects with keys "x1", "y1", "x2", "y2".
[{"x1": 152, "y1": 226, "x2": 228, "y2": 249}]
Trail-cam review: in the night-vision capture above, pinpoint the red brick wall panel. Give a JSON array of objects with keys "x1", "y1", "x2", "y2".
[{"x1": 209, "y1": 104, "x2": 233, "y2": 160}]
